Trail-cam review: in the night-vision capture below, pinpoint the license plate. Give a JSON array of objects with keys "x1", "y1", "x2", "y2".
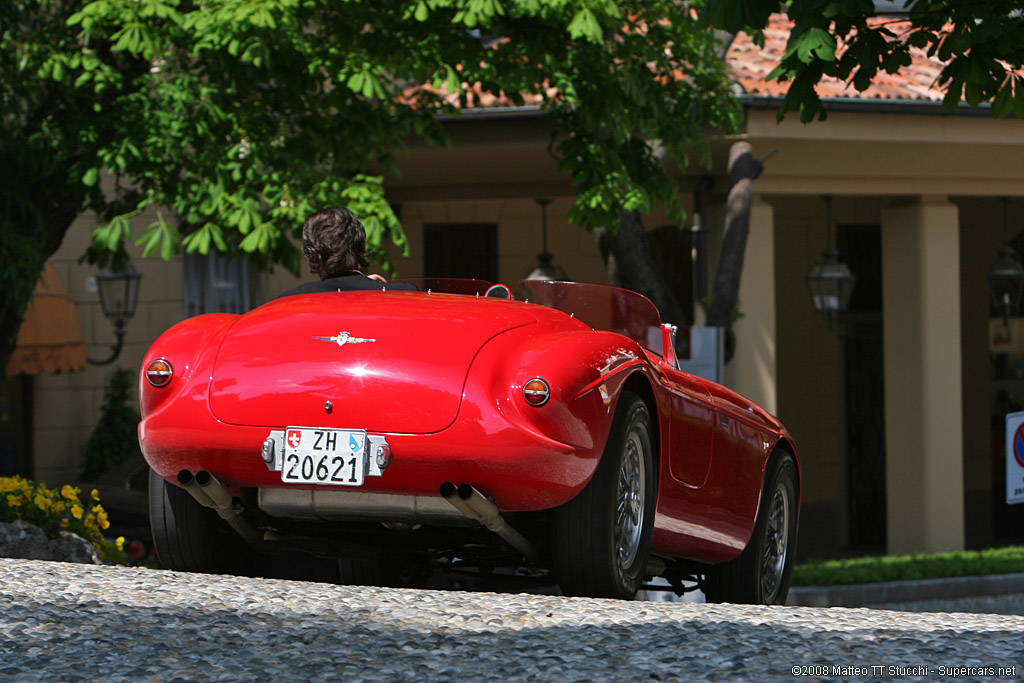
[{"x1": 282, "y1": 427, "x2": 367, "y2": 486}]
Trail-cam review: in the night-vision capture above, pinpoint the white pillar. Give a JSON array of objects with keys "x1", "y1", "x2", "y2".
[
  {"x1": 725, "y1": 197, "x2": 777, "y2": 415},
  {"x1": 881, "y1": 196, "x2": 964, "y2": 554}
]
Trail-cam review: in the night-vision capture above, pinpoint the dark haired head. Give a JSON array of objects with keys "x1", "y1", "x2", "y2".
[{"x1": 301, "y1": 207, "x2": 370, "y2": 279}]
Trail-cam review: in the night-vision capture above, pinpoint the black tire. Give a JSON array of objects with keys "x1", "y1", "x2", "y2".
[
  {"x1": 337, "y1": 551, "x2": 431, "y2": 588},
  {"x1": 703, "y1": 453, "x2": 798, "y2": 605},
  {"x1": 554, "y1": 392, "x2": 657, "y2": 600},
  {"x1": 148, "y1": 468, "x2": 253, "y2": 574}
]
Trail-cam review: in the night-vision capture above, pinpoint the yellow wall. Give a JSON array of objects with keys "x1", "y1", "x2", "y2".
[{"x1": 32, "y1": 207, "x2": 186, "y2": 485}]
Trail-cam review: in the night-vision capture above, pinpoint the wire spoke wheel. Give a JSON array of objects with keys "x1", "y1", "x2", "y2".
[
  {"x1": 616, "y1": 430, "x2": 646, "y2": 569},
  {"x1": 554, "y1": 392, "x2": 657, "y2": 600},
  {"x1": 703, "y1": 453, "x2": 798, "y2": 605},
  {"x1": 760, "y1": 484, "x2": 791, "y2": 601}
]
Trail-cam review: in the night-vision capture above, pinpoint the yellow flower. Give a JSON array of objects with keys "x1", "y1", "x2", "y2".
[
  {"x1": 0, "y1": 478, "x2": 15, "y2": 494},
  {"x1": 61, "y1": 484, "x2": 79, "y2": 501},
  {"x1": 84, "y1": 514, "x2": 96, "y2": 530},
  {"x1": 54, "y1": 501, "x2": 66, "y2": 514},
  {"x1": 71, "y1": 505, "x2": 84, "y2": 520},
  {"x1": 115, "y1": 537, "x2": 125, "y2": 551},
  {"x1": 33, "y1": 494, "x2": 52, "y2": 511},
  {"x1": 6, "y1": 494, "x2": 22, "y2": 507},
  {"x1": 60, "y1": 518, "x2": 69, "y2": 528},
  {"x1": 91, "y1": 489, "x2": 100, "y2": 501}
]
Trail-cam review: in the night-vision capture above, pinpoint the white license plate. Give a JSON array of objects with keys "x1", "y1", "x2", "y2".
[{"x1": 282, "y1": 427, "x2": 367, "y2": 486}]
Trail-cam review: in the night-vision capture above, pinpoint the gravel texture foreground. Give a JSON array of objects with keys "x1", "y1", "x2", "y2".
[{"x1": 2, "y1": 558, "x2": 1023, "y2": 682}]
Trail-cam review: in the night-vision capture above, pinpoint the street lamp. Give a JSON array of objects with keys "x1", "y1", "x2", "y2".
[
  {"x1": 806, "y1": 195, "x2": 856, "y2": 330},
  {"x1": 88, "y1": 263, "x2": 142, "y2": 366},
  {"x1": 523, "y1": 198, "x2": 570, "y2": 281},
  {"x1": 988, "y1": 197, "x2": 1024, "y2": 326}
]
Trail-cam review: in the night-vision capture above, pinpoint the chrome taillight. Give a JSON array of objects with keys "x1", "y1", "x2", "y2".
[
  {"x1": 523, "y1": 378, "x2": 550, "y2": 406},
  {"x1": 145, "y1": 359, "x2": 173, "y2": 387}
]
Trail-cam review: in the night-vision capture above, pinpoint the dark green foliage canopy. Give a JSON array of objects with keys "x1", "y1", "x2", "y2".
[
  {"x1": 701, "y1": 0, "x2": 1024, "y2": 122},
  {"x1": 1, "y1": 0, "x2": 740, "y2": 375}
]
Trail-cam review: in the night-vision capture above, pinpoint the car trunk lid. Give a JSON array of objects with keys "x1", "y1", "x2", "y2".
[{"x1": 208, "y1": 291, "x2": 535, "y2": 433}]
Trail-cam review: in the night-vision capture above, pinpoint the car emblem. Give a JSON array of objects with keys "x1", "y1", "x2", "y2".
[{"x1": 312, "y1": 331, "x2": 376, "y2": 347}]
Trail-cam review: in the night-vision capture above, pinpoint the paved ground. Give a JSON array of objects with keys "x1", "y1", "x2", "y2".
[{"x1": 2, "y1": 558, "x2": 1023, "y2": 682}]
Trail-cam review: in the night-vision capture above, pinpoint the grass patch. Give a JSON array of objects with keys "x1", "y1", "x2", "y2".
[{"x1": 792, "y1": 546, "x2": 1024, "y2": 587}]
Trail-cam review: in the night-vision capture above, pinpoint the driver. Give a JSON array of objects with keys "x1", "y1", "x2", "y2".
[{"x1": 277, "y1": 207, "x2": 415, "y2": 297}]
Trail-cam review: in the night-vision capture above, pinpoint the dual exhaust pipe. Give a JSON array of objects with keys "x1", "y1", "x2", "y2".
[
  {"x1": 177, "y1": 470, "x2": 539, "y2": 563},
  {"x1": 440, "y1": 482, "x2": 541, "y2": 563},
  {"x1": 177, "y1": 469, "x2": 265, "y2": 549}
]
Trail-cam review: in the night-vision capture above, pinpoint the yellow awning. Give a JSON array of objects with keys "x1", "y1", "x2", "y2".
[{"x1": 7, "y1": 263, "x2": 87, "y2": 376}]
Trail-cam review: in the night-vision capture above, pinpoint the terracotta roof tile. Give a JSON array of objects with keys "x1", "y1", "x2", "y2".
[
  {"x1": 423, "y1": 13, "x2": 952, "y2": 112},
  {"x1": 726, "y1": 13, "x2": 947, "y2": 102}
]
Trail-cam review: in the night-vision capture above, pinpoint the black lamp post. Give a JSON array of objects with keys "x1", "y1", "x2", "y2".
[
  {"x1": 806, "y1": 195, "x2": 856, "y2": 330},
  {"x1": 524, "y1": 198, "x2": 570, "y2": 281},
  {"x1": 88, "y1": 263, "x2": 143, "y2": 366},
  {"x1": 988, "y1": 197, "x2": 1024, "y2": 326}
]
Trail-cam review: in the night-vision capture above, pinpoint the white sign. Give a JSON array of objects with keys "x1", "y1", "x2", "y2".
[{"x1": 1004, "y1": 411, "x2": 1024, "y2": 505}]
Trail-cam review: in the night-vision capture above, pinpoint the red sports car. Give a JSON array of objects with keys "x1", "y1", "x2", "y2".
[{"x1": 140, "y1": 279, "x2": 800, "y2": 602}]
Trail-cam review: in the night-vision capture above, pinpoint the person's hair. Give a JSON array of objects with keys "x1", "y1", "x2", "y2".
[{"x1": 301, "y1": 207, "x2": 370, "y2": 279}]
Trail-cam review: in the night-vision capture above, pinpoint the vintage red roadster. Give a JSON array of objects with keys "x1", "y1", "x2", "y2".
[{"x1": 140, "y1": 279, "x2": 800, "y2": 603}]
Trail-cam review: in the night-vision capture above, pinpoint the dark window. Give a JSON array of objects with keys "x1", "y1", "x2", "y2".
[
  {"x1": 647, "y1": 224, "x2": 694, "y2": 325},
  {"x1": 184, "y1": 252, "x2": 255, "y2": 317},
  {"x1": 837, "y1": 224, "x2": 886, "y2": 550},
  {"x1": 0, "y1": 375, "x2": 32, "y2": 477},
  {"x1": 423, "y1": 223, "x2": 497, "y2": 282}
]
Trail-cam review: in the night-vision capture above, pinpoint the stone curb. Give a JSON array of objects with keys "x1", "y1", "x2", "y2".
[{"x1": 786, "y1": 572, "x2": 1024, "y2": 608}]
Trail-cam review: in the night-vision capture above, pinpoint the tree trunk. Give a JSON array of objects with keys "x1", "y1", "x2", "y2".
[
  {"x1": 705, "y1": 141, "x2": 763, "y2": 361},
  {"x1": 597, "y1": 208, "x2": 690, "y2": 328}
]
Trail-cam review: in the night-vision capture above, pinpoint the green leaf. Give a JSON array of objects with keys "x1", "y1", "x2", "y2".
[
  {"x1": 964, "y1": 80, "x2": 985, "y2": 107},
  {"x1": 568, "y1": 9, "x2": 602, "y2": 43},
  {"x1": 794, "y1": 27, "x2": 836, "y2": 64},
  {"x1": 347, "y1": 71, "x2": 365, "y2": 93},
  {"x1": 942, "y1": 78, "x2": 964, "y2": 109},
  {"x1": 161, "y1": 231, "x2": 174, "y2": 260},
  {"x1": 139, "y1": 229, "x2": 162, "y2": 258},
  {"x1": 992, "y1": 83, "x2": 1013, "y2": 118},
  {"x1": 1013, "y1": 81, "x2": 1024, "y2": 120},
  {"x1": 82, "y1": 168, "x2": 100, "y2": 187}
]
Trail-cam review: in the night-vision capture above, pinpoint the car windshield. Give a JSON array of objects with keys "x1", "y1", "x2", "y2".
[
  {"x1": 389, "y1": 278, "x2": 493, "y2": 295},
  {"x1": 518, "y1": 281, "x2": 662, "y2": 352},
  {"x1": 390, "y1": 278, "x2": 663, "y2": 353}
]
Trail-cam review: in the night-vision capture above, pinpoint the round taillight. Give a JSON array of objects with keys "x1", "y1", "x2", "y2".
[
  {"x1": 146, "y1": 359, "x2": 173, "y2": 387},
  {"x1": 523, "y1": 378, "x2": 550, "y2": 406}
]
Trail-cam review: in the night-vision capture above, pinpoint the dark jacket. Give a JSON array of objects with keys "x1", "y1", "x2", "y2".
[{"x1": 277, "y1": 272, "x2": 417, "y2": 299}]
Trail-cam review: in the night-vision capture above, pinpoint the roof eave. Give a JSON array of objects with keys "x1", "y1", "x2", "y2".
[
  {"x1": 738, "y1": 94, "x2": 995, "y2": 117},
  {"x1": 437, "y1": 105, "x2": 544, "y2": 122}
]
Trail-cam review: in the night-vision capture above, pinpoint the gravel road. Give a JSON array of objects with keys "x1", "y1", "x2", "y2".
[{"x1": 2, "y1": 558, "x2": 1023, "y2": 682}]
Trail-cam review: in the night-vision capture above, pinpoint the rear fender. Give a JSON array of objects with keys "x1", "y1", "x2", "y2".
[
  {"x1": 139, "y1": 314, "x2": 237, "y2": 420},
  {"x1": 475, "y1": 327, "x2": 649, "y2": 456}
]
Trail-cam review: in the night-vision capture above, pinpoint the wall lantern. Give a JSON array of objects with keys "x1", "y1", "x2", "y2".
[
  {"x1": 988, "y1": 197, "x2": 1024, "y2": 326},
  {"x1": 88, "y1": 263, "x2": 143, "y2": 366},
  {"x1": 523, "y1": 198, "x2": 570, "y2": 281},
  {"x1": 806, "y1": 195, "x2": 856, "y2": 330}
]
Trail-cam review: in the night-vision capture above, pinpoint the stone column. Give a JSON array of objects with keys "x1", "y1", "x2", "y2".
[
  {"x1": 725, "y1": 196, "x2": 777, "y2": 415},
  {"x1": 881, "y1": 196, "x2": 964, "y2": 554}
]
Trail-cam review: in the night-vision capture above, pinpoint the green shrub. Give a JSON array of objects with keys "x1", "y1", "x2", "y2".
[
  {"x1": 82, "y1": 367, "x2": 142, "y2": 480},
  {"x1": 793, "y1": 546, "x2": 1024, "y2": 586}
]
